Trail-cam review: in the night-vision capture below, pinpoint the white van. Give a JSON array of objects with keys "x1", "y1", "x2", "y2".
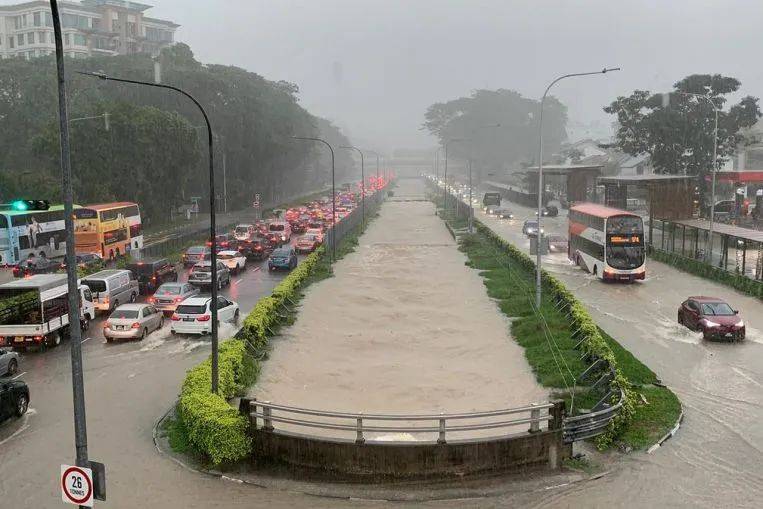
[
  {"x1": 268, "y1": 221, "x2": 292, "y2": 243},
  {"x1": 81, "y1": 269, "x2": 139, "y2": 313},
  {"x1": 234, "y1": 224, "x2": 256, "y2": 242},
  {"x1": 0, "y1": 274, "x2": 95, "y2": 350}
]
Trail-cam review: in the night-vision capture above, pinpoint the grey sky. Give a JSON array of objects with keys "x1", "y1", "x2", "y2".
[{"x1": 10, "y1": 0, "x2": 763, "y2": 150}]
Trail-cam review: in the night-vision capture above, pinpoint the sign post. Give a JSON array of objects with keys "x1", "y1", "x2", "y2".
[
  {"x1": 61, "y1": 464, "x2": 93, "y2": 507},
  {"x1": 253, "y1": 193, "x2": 261, "y2": 220}
]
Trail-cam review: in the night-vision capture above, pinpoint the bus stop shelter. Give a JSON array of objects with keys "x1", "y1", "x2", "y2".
[
  {"x1": 524, "y1": 164, "x2": 603, "y2": 203},
  {"x1": 652, "y1": 217, "x2": 763, "y2": 280}
]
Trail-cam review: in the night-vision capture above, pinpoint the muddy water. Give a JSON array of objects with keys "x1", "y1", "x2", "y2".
[
  {"x1": 253, "y1": 179, "x2": 546, "y2": 442},
  {"x1": 471, "y1": 195, "x2": 763, "y2": 508}
]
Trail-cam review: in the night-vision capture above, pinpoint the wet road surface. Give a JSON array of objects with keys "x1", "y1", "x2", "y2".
[{"x1": 466, "y1": 190, "x2": 763, "y2": 508}]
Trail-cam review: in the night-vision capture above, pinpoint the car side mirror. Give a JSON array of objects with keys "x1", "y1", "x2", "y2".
[{"x1": 734, "y1": 309, "x2": 739, "y2": 314}]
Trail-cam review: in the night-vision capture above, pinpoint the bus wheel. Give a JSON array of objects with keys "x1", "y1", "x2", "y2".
[{"x1": 593, "y1": 265, "x2": 598, "y2": 276}]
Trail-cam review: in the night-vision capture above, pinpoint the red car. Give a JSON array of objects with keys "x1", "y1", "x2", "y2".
[
  {"x1": 678, "y1": 296, "x2": 745, "y2": 341},
  {"x1": 296, "y1": 234, "x2": 320, "y2": 254}
]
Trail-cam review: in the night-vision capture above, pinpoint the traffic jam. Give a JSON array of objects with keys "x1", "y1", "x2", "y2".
[
  {"x1": 0, "y1": 186, "x2": 369, "y2": 426},
  {"x1": 433, "y1": 175, "x2": 748, "y2": 343}
]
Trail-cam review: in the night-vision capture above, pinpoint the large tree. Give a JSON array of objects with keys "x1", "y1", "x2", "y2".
[
  {"x1": 604, "y1": 74, "x2": 760, "y2": 203},
  {"x1": 0, "y1": 43, "x2": 356, "y2": 220},
  {"x1": 422, "y1": 89, "x2": 568, "y2": 171}
]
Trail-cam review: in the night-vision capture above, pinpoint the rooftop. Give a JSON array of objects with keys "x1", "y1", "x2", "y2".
[
  {"x1": 672, "y1": 218, "x2": 763, "y2": 243},
  {"x1": 598, "y1": 175, "x2": 697, "y2": 184}
]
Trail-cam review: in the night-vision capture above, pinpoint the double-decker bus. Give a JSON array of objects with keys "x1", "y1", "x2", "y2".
[
  {"x1": 568, "y1": 203, "x2": 645, "y2": 282},
  {"x1": 74, "y1": 202, "x2": 143, "y2": 259},
  {"x1": 0, "y1": 205, "x2": 70, "y2": 266}
]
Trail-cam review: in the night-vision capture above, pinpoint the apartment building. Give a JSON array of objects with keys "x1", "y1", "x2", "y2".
[{"x1": 0, "y1": 0, "x2": 178, "y2": 60}]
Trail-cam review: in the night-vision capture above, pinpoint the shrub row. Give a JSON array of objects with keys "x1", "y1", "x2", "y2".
[
  {"x1": 650, "y1": 248, "x2": 763, "y2": 299},
  {"x1": 177, "y1": 247, "x2": 324, "y2": 465},
  {"x1": 473, "y1": 221, "x2": 635, "y2": 448}
]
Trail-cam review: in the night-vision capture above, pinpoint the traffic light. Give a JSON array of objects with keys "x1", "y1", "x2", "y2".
[{"x1": 10, "y1": 200, "x2": 50, "y2": 211}]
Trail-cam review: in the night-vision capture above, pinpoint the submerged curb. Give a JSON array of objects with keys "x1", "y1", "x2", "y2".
[{"x1": 647, "y1": 402, "x2": 684, "y2": 454}]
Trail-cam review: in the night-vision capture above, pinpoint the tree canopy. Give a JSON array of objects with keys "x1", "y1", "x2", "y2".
[
  {"x1": 0, "y1": 43, "x2": 355, "y2": 223},
  {"x1": 422, "y1": 89, "x2": 568, "y2": 170},
  {"x1": 604, "y1": 74, "x2": 760, "y2": 182}
]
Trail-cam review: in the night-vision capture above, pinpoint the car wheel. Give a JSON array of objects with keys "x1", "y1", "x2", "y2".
[
  {"x1": 233, "y1": 309, "x2": 240, "y2": 325},
  {"x1": 7, "y1": 358, "x2": 18, "y2": 376},
  {"x1": 159, "y1": 317, "x2": 165, "y2": 329},
  {"x1": 15, "y1": 394, "x2": 28, "y2": 417},
  {"x1": 81, "y1": 318, "x2": 89, "y2": 331},
  {"x1": 170, "y1": 330, "x2": 177, "y2": 336},
  {"x1": 112, "y1": 299, "x2": 119, "y2": 311},
  {"x1": 130, "y1": 293, "x2": 137, "y2": 303},
  {"x1": 677, "y1": 313, "x2": 683, "y2": 326},
  {"x1": 140, "y1": 328, "x2": 147, "y2": 341}
]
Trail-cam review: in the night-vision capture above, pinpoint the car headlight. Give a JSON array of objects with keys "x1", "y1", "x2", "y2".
[
  {"x1": 703, "y1": 320, "x2": 720, "y2": 328},
  {"x1": 736, "y1": 321, "x2": 744, "y2": 328}
]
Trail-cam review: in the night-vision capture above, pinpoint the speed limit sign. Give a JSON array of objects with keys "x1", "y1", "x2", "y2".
[{"x1": 61, "y1": 464, "x2": 93, "y2": 507}]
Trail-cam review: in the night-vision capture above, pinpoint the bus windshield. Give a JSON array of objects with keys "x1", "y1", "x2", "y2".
[{"x1": 606, "y1": 244, "x2": 645, "y2": 270}]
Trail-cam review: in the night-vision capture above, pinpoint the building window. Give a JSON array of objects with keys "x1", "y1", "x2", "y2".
[
  {"x1": 45, "y1": 12, "x2": 53, "y2": 27},
  {"x1": 28, "y1": 32, "x2": 35, "y2": 44},
  {"x1": 9, "y1": 37, "x2": 14, "y2": 49},
  {"x1": 64, "y1": 33, "x2": 70, "y2": 46},
  {"x1": 17, "y1": 33, "x2": 24, "y2": 46},
  {"x1": 33, "y1": 11, "x2": 41, "y2": 27},
  {"x1": 62, "y1": 14, "x2": 89, "y2": 29},
  {"x1": 92, "y1": 18, "x2": 100, "y2": 30},
  {"x1": 73, "y1": 34, "x2": 86, "y2": 46}
]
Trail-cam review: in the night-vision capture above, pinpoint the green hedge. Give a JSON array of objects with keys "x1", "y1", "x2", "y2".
[
  {"x1": 650, "y1": 248, "x2": 763, "y2": 299},
  {"x1": 473, "y1": 221, "x2": 635, "y2": 448},
  {"x1": 177, "y1": 247, "x2": 324, "y2": 465}
]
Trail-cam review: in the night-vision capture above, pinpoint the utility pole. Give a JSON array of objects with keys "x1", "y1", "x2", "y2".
[{"x1": 51, "y1": 0, "x2": 89, "y2": 484}]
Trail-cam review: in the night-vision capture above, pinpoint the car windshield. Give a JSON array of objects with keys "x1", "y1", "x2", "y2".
[
  {"x1": 128, "y1": 264, "x2": 156, "y2": 275},
  {"x1": 176, "y1": 304, "x2": 207, "y2": 315},
  {"x1": 235, "y1": 226, "x2": 250, "y2": 234},
  {"x1": 269, "y1": 224, "x2": 285, "y2": 231},
  {"x1": 193, "y1": 265, "x2": 212, "y2": 273},
  {"x1": 701, "y1": 302, "x2": 735, "y2": 316},
  {"x1": 217, "y1": 253, "x2": 235, "y2": 260},
  {"x1": 187, "y1": 246, "x2": 205, "y2": 254},
  {"x1": 272, "y1": 249, "x2": 289, "y2": 256},
  {"x1": 156, "y1": 284, "x2": 182, "y2": 295},
  {"x1": 110, "y1": 309, "x2": 139, "y2": 319},
  {"x1": 303, "y1": 235, "x2": 317, "y2": 242}
]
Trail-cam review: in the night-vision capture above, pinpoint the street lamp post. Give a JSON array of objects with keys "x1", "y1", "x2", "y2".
[
  {"x1": 535, "y1": 67, "x2": 620, "y2": 308},
  {"x1": 292, "y1": 136, "x2": 336, "y2": 261},
  {"x1": 340, "y1": 146, "x2": 365, "y2": 227},
  {"x1": 51, "y1": 0, "x2": 90, "y2": 480},
  {"x1": 672, "y1": 91, "x2": 720, "y2": 264},
  {"x1": 443, "y1": 138, "x2": 465, "y2": 215},
  {"x1": 78, "y1": 70, "x2": 222, "y2": 394}
]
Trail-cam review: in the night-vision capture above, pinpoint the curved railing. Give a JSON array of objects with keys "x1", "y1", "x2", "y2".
[{"x1": 248, "y1": 399, "x2": 564, "y2": 444}]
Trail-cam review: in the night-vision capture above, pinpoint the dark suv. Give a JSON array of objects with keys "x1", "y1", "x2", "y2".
[
  {"x1": 127, "y1": 258, "x2": 178, "y2": 295},
  {"x1": 1, "y1": 380, "x2": 29, "y2": 424}
]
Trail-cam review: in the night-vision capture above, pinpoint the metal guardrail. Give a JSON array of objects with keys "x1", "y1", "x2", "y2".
[
  {"x1": 323, "y1": 189, "x2": 385, "y2": 250},
  {"x1": 249, "y1": 399, "x2": 562, "y2": 444}
]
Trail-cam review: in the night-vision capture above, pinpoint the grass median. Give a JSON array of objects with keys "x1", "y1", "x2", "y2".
[{"x1": 447, "y1": 214, "x2": 681, "y2": 451}]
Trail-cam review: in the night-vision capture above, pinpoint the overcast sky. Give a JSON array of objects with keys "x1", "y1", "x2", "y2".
[{"x1": 10, "y1": 0, "x2": 763, "y2": 151}]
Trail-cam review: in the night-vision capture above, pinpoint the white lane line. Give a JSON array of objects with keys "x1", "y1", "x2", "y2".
[
  {"x1": 81, "y1": 337, "x2": 91, "y2": 344},
  {"x1": 252, "y1": 266, "x2": 261, "y2": 272},
  {"x1": 233, "y1": 279, "x2": 243, "y2": 285},
  {"x1": 11, "y1": 371, "x2": 27, "y2": 381}
]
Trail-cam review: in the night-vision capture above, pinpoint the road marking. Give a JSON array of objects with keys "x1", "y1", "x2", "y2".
[
  {"x1": 233, "y1": 279, "x2": 242, "y2": 285},
  {"x1": 11, "y1": 371, "x2": 27, "y2": 381},
  {"x1": 252, "y1": 266, "x2": 261, "y2": 272},
  {"x1": 81, "y1": 337, "x2": 91, "y2": 344}
]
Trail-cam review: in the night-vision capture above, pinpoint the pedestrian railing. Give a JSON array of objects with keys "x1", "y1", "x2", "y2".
[{"x1": 248, "y1": 399, "x2": 564, "y2": 444}]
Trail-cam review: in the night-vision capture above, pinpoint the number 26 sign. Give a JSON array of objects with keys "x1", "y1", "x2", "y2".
[{"x1": 61, "y1": 464, "x2": 93, "y2": 507}]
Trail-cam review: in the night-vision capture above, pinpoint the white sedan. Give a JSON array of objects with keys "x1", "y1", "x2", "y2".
[
  {"x1": 217, "y1": 250, "x2": 247, "y2": 274},
  {"x1": 170, "y1": 296, "x2": 240, "y2": 336}
]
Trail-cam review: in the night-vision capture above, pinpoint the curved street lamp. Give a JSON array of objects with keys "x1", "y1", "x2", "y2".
[
  {"x1": 78, "y1": 69, "x2": 223, "y2": 394},
  {"x1": 535, "y1": 67, "x2": 620, "y2": 308},
  {"x1": 292, "y1": 136, "x2": 336, "y2": 261},
  {"x1": 340, "y1": 146, "x2": 365, "y2": 228}
]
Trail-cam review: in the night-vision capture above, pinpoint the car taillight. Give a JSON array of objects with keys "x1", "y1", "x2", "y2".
[
  {"x1": 148, "y1": 297, "x2": 155, "y2": 303},
  {"x1": 171, "y1": 314, "x2": 181, "y2": 321},
  {"x1": 175, "y1": 297, "x2": 184, "y2": 303},
  {"x1": 197, "y1": 314, "x2": 211, "y2": 322},
  {"x1": 131, "y1": 322, "x2": 141, "y2": 329}
]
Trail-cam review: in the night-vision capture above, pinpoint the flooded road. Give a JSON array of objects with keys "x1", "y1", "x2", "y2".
[
  {"x1": 254, "y1": 178, "x2": 546, "y2": 441},
  {"x1": 470, "y1": 192, "x2": 763, "y2": 508}
]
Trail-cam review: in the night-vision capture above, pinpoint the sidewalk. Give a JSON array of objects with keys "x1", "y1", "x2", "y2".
[{"x1": 251, "y1": 179, "x2": 546, "y2": 440}]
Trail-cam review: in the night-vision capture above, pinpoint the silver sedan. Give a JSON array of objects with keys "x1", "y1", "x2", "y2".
[
  {"x1": 149, "y1": 282, "x2": 200, "y2": 313},
  {"x1": 103, "y1": 304, "x2": 164, "y2": 342},
  {"x1": 0, "y1": 349, "x2": 20, "y2": 376}
]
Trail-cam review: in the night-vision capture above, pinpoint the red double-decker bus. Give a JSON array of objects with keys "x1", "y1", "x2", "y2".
[{"x1": 568, "y1": 203, "x2": 645, "y2": 282}]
